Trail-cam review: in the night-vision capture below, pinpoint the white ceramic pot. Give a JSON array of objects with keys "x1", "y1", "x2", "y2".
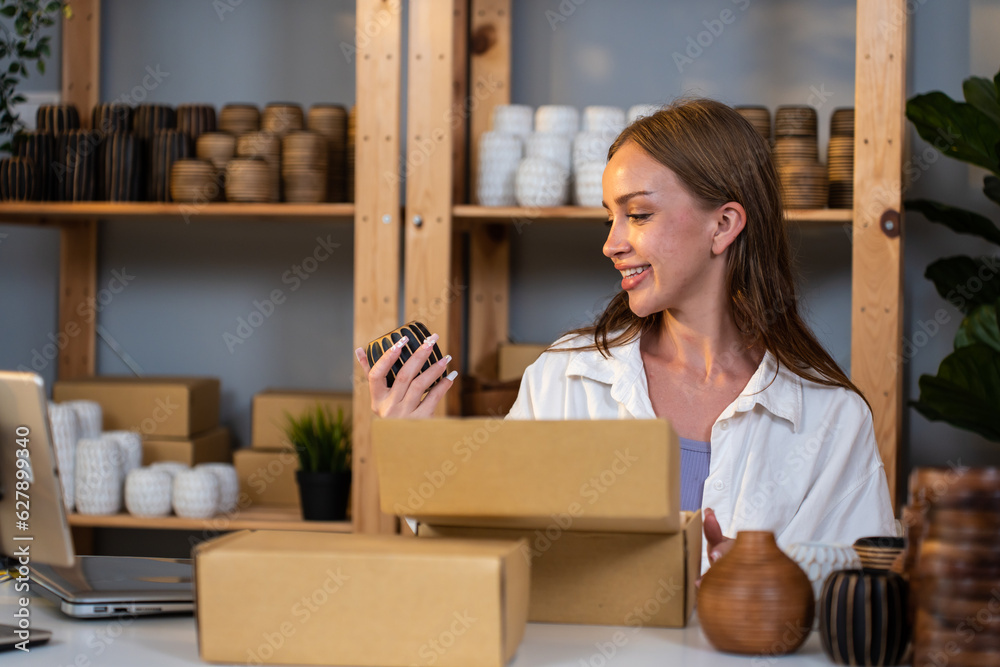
[
  {"x1": 105, "y1": 430, "x2": 143, "y2": 479},
  {"x1": 573, "y1": 160, "x2": 605, "y2": 207},
  {"x1": 476, "y1": 131, "x2": 523, "y2": 206},
  {"x1": 524, "y1": 132, "x2": 572, "y2": 173},
  {"x1": 535, "y1": 105, "x2": 579, "y2": 136},
  {"x1": 65, "y1": 400, "x2": 102, "y2": 439},
  {"x1": 491, "y1": 104, "x2": 533, "y2": 138},
  {"x1": 75, "y1": 437, "x2": 122, "y2": 515},
  {"x1": 172, "y1": 469, "x2": 220, "y2": 519},
  {"x1": 627, "y1": 104, "x2": 661, "y2": 125},
  {"x1": 47, "y1": 402, "x2": 79, "y2": 511},
  {"x1": 150, "y1": 461, "x2": 191, "y2": 478},
  {"x1": 572, "y1": 131, "x2": 613, "y2": 171},
  {"x1": 124, "y1": 468, "x2": 173, "y2": 517},
  {"x1": 196, "y1": 463, "x2": 240, "y2": 513},
  {"x1": 515, "y1": 157, "x2": 570, "y2": 207},
  {"x1": 786, "y1": 541, "x2": 862, "y2": 603},
  {"x1": 583, "y1": 105, "x2": 626, "y2": 136}
]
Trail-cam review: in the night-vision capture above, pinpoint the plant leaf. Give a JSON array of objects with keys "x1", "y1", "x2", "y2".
[
  {"x1": 912, "y1": 344, "x2": 1000, "y2": 441},
  {"x1": 985, "y1": 176, "x2": 1000, "y2": 207},
  {"x1": 925, "y1": 256, "x2": 1000, "y2": 314},
  {"x1": 963, "y1": 76, "x2": 1000, "y2": 126},
  {"x1": 955, "y1": 302, "x2": 1000, "y2": 353},
  {"x1": 906, "y1": 92, "x2": 1000, "y2": 173},
  {"x1": 906, "y1": 198, "x2": 1000, "y2": 246}
]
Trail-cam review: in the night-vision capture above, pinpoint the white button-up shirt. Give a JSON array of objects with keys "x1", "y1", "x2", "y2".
[{"x1": 507, "y1": 333, "x2": 897, "y2": 572}]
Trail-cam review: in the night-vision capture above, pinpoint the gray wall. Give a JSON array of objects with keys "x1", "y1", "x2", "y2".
[{"x1": 2, "y1": 0, "x2": 999, "y2": 474}]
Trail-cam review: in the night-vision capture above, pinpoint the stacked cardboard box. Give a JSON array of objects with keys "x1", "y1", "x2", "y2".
[
  {"x1": 373, "y1": 418, "x2": 701, "y2": 628},
  {"x1": 233, "y1": 389, "x2": 352, "y2": 508},
  {"x1": 53, "y1": 376, "x2": 230, "y2": 465}
]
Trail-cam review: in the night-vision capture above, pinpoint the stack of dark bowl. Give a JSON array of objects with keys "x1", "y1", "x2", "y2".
[
  {"x1": 827, "y1": 108, "x2": 854, "y2": 209},
  {"x1": 774, "y1": 105, "x2": 827, "y2": 209}
]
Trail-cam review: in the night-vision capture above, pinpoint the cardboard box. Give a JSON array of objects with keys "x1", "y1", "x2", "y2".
[
  {"x1": 53, "y1": 376, "x2": 220, "y2": 438},
  {"x1": 419, "y1": 511, "x2": 701, "y2": 628},
  {"x1": 497, "y1": 343, "x2": 548, "y2": 382},
  {"x1": 251, "y1": 389, "x2": 353, "y2": 450},
  {"x1": 373, "y1": 418, "x2": 680, "y2": 532},
  {"x1": 194, "y1": 530, "x2": 530, "y2": 667},
  {"x1": 142, "y1": 427, "x2": 231, "y2": 466},
  {"x1": 233, "y1": 448, "x2": 300, "y2": 507}
]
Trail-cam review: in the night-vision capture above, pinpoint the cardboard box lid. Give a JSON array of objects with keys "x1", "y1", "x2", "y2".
[
  {"x1": 194, "y1": 530, "x2": 530, "y2": 667},
  {"x1": 374, "y1": 418, "x2": 680, "y2": 534},
  {"x1": 54, "y1": 375, "x2": 219, "y2": 389}
]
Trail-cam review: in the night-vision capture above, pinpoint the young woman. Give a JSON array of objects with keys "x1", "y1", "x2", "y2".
[{"x1": 355, "y1": 98, "x2": 896, "y2": 571}]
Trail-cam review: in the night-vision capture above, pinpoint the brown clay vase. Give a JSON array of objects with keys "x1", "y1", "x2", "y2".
[{"x1": 698, "y1": 531, "x2": 815, "y2": 655}]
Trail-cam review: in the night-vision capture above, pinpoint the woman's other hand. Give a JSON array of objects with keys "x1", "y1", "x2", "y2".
[
  {"x1": 696, "y1": 507, "x2": 735, "y2": 587},
  {"x1": 354, "y1": 333, "x2": 456, "y2": 418}
]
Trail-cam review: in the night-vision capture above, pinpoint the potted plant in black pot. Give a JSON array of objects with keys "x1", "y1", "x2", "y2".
[{"x1": 284, "y1": 405, "x2": 352, "y2": 521}]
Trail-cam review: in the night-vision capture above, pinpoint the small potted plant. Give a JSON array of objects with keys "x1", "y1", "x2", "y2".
[{"x1": 284, "y1": 405, "x2": 352, "y2": 521}]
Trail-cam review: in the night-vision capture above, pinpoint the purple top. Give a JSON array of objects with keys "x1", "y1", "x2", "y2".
[{"x1": 679, "y1": 436, "x2": 711, "y2": 512}]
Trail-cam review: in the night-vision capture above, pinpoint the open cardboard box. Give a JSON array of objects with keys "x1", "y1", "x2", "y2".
[
  {"x1": 373, "y1": 418, "x2": 701, "y2": 627},
  {"x1": 194, "y1": 530, "x2": 530, "y2": 667}
]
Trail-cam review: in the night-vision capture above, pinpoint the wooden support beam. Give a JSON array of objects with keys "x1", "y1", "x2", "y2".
[
  {"x1": 466, "y1": 0, "x2": 512, "y2": 380},
  {"x1": 61, "y1": 0, "x2": 100, "y2": 125},
  {"x1": 852, "y1": 0, "x2": 907, "y2": 508},
  {"x1": 353, "y1": 0, "x2": 403, "y2": 535}
]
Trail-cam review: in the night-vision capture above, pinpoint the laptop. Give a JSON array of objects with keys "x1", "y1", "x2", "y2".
[{"x1": 0, "y1": 370, "x2": 194, "y2": 618}]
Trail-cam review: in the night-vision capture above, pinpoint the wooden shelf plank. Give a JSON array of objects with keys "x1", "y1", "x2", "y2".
[
  {"x1": 453, "y1": 205, "x2": 853, "y2": 225},
  {"x1": 0, "y1": 202, "x2": 355, "y2": 224},
  {"x1": 68, "y1": 505, "x2": 352, "y2": 533}
]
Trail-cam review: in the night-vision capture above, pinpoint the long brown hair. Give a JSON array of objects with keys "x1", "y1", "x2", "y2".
[{"x1": 566, "y1": 98, "x2": 865, "y2": 399}]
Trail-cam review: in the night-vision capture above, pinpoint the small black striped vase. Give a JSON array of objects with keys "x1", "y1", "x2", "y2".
[
  {"x1": 0, "y1": 157, "x2": 38, "y2": 201},
  {"x1": 365, "y1": 321, "x2": 446, "y2": 388},
  {"x1": 819, "y1": 568, "x2": 911, "y2": 666},
  {"x1": 133, "y1": 104, "x2": 176, "y2": 141},
  {"x1": 57, "y1": 130, "x2": 98, "y2": 201},
  {"x1": 102, "y1": 132, "x2": 143, "y2": 201},
  {"x1": 177, "y1": 104, "x2": 218, "y2": 143},
  {"x1": 92, "y1": 103, "x2": 133, "y2": 135},
  {"x1": 149, "y1": 130, "x2": 192, "y2": 202},
  {"x1": 36, "y1": 104, "x2": 80, "y2": 135},
  {"x1": 15, "y1": 131, "x2": 56, "y2": 200}
]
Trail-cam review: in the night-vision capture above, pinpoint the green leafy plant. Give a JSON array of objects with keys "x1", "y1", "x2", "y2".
[
  {"x1": 284, "y1": 405, "x2": 352, "y2": 473},
  {"x1": 0, "y1": 0, "x2": 65, "y2": 154},
  {"x1": 906, "y1": 67, "x2": 1000, "y2": 441}
]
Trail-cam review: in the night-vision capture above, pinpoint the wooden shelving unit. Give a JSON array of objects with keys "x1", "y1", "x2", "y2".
[
  {"x1": 405, "y1": 0, "x2": 908, "y2": 505},
  {"x1": 68, "y1": 507, "x2": 351, "y2": 533},
  {"x1": 0, "y1": 203, "x2": 355, "y2": 224}
]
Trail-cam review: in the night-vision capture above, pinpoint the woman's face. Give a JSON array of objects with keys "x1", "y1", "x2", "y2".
[{"x1": 601, "y1": 141, "x2": 726, "y2": 319}]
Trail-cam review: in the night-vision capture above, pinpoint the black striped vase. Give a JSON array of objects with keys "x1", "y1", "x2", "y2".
[
  {"x1": 92, "y1": 103, "x2": 133, "y2": 135},
  {"x1": 0, "y1": 157, "x2": 38, "y2": 201},
  {"x1": 365, "y1": 321, "x2": 445, "y2": 389},
  {"x1": 177, "y1": 104, "x2": 217, "y2": 143},
  {"x1": 57, "y1": 130, "x2": 98, "y2": 201},
  {"x1": 133, "y1": 104, "x2": 176, "y2": 141},
  {"x1": 102, "y1": 132, "x2": 142, "y2": 201},
  {"x1": 819, "y1": 569, "x2": 911, "y2": 666},
  {"x1": 36, "y1": 104, "x2": 81, "y2": 135},
  {"x1": 15, "y1": 131, "x2": 56, "y2": 201},
  {"x1": 149, "y1": 130, "x2": 192, "y2": 202}
]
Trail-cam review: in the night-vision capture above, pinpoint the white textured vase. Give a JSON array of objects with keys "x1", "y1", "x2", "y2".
[
  {"x1": 786, "y1": 541, "x2": 862, "y2": 603},
  {"x1": 476, "y1": 131, "x2": 523, "y2": 206},
  {"x1": 525, "y1": 132, "x2": 572, "y2": 173},
  {"x1": 515, "y1": 157, "x2": 570, "y2": 207},
  {"x1": 150, "y1": 461, "x2": 191, "y2": 478},
  {"x1": 583, "y1": 105, "x2": 626, "y2": 136},
  {"x1": 572, "y1": 131, "x2": 613, "y2": 172},
  {"x1": 172, "y1": 469, "x2": 220, "y2": 519},
  {"x1": 491, "y1": 104, "x2": 533, "y2": 138},
  {"x1": 535, "y1": 105, "x2": 579, "y2": 136},
  {"x1": 627, "y1": 104, "x2": 661, "y2": 124},
  {"x1": 573, "y1": 160, "x2": 605, "y2": 207},
  {"x1": 124, "y1": 468, "x2": 173, "y2": 517},
  {"x1": 196, "y1": 463, "x2": 240, "y2": 513},
  {"x1": 65, "y1": 400, "x2": 102, "y2": 439},
  {"x1": 47, "y1": 402, "x2": 79, "y2": 511},
  {"x1": 75, "y1": 437, "x2": 122, "y2": 515},
  {"x1": 105, "y1": 430, "x2": 143, "y2": 479}
]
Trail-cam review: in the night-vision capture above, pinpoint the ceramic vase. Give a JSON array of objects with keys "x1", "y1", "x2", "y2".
[
  {"x1": 196, "y1": 463, "x2": 240, "y2": 513},
  {"x1": 150, "y1": 461, "x2": 191, "y2": 478},
  {"x1": 124, "y1": 468, "x2": 173, "y2": 517},
  {"x1": 535, "y1": 105, "x2": 579, "y2": 136},
  {"x1": 573, "y1": 160, "x2": 604, "y2": 207},
  {"x1": 698, "y1": 531, "x2": 815, "y2": 655},
  {"x1": 819, "y1": 569, "x2": 911, "y2": 666},
  {"x1": 149, "y1": 129, "x2": 192, "y2": 202},
  {"x1": 853, "y1": 536, "x2": 905, "y2": 572},
  {"x1": 172, "y1": 469, "x2": 219, "y2": 519},
  {"x1": 0, "y1": 157, "x2": 37, "y2": 201},
  {"x1": 582, "y1": 105, "x2": 625, "y2": 137},
  {"x1": 176, "y1": 103, "x2": 218, "y2": 142},
  {"x1": 476, "y1": 131, "x2": 522, "y2": 206},
  {"x1": 365, "y1": 321, "x2": 446, "y2": 389},
  {"x1": 133, "y1": 104, "x2": 177, "y2": 142},
  {"x1": 572, "y1": 131, "x2": 612, "y2": 171},
  {"x1": 64, "y1": 400, "x2": 102, "y2": 439},
  {"x1": 105, "y1": 430, "x2": 143, "y2": 479},
  {"x1": 524, "y1": 132, "x2": 572, "y2": 173},
  {"x1": 75, "y1": 437, "x2": 123, "y2": 515},
  {"x1": 15, "y1": 131, "x2": 56, "y2": 200},
  {"x1": 514, "y1": 157, "x2": 569, "y2": 207},
  {"x1": 36, "y1": 103, "x2": 80, "y2": 135},
  {"x1": 491, "y1": 104, "x2": 533, "y2": 138},
  {"x1": 57, "y1": 130, "x2": 97, "y2": 201},
  {"x1": 786, "y1": 542, "x2": 862, "y2": 604},
  {"x1": 219, "y1": 103, "x2": 260, "y2": 135},
  {"x1": 47, "y1": 402, "x2": 80, "y2": 511},
  {"x1": 102, "y1": 132, "x2": 142, "y2": 201}
]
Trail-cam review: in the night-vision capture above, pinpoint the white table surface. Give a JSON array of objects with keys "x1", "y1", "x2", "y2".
[{"x1": 1, "y1": 588, "x2": 835, "y2": 666}]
